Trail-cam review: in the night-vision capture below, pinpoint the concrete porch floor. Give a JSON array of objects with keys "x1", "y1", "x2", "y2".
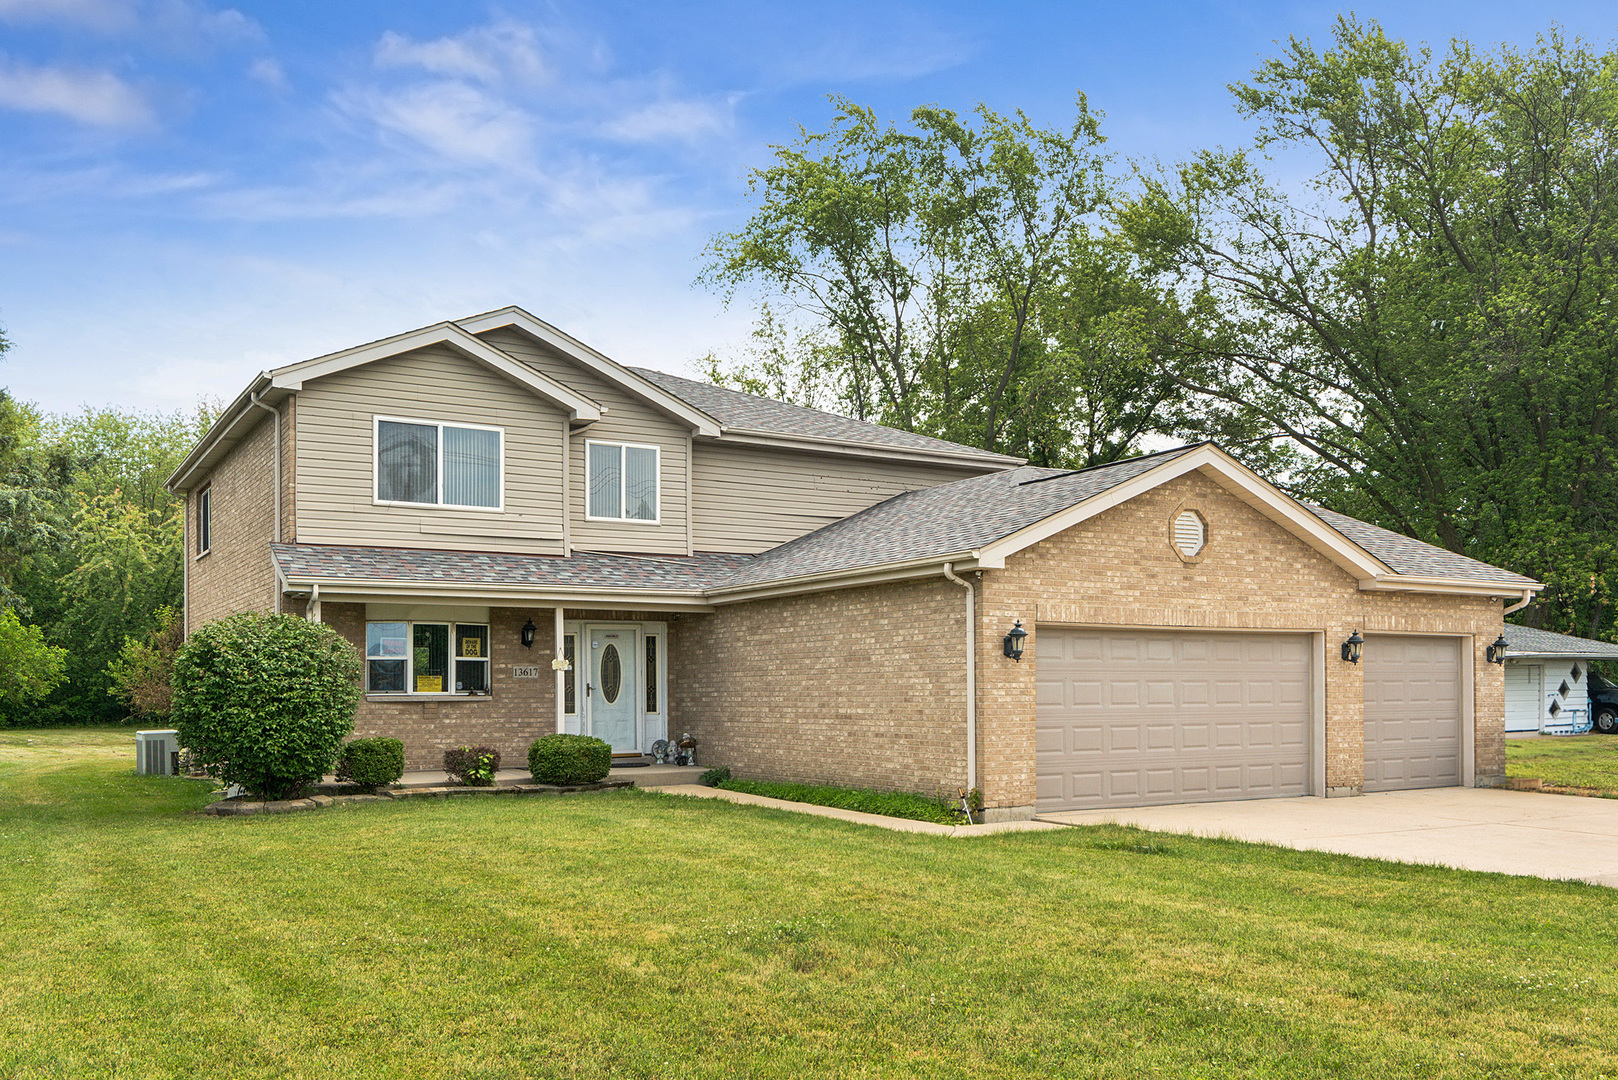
[{"x1": 1037, "y1": 788, "x2": 1618, "y2": 887}]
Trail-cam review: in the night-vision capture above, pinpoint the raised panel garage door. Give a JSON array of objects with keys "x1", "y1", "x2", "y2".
[
  {"x1": 1363, "y1": 635, "x2": 1460, "y2": 791},
  {"x1": 1035, "y1": 629, "x2": 1312, "y2": 812}
]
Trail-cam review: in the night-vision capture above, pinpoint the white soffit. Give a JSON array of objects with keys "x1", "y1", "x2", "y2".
[
  {"x1": 456, "y1": 307, "x2": 722, "y2": 437},
  {"x1": 268, "y1": 322, "x2": 602, "y2": 423}
]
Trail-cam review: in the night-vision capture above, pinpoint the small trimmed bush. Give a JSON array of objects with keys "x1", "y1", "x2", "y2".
[
  {"x1": 444, "y1": 745, "x2": 501, "y2": 786},
  {"x1": 335, "y1": 737, "x2": 405, "y2": 789},
  {"x1": 172, "y1": 612, "x2": 361, "y2": 800},
  {"x1": 699, "y1": 766, "x2": 731, "y2": 787},
  {"x1": 528, "y1": 734, "x2": 612, "y2": 785}
]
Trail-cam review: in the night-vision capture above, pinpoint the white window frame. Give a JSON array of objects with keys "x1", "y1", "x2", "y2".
[
  {"x1": 584, "y1": 439, "x2": 660, "y2": 525},
  {"x1": 373, "y1": 415, "x2": 506, "y2": 513},
  {"x1": 365, "y1": 619, "x2": 492, "y2": 697},
  {"x1": 196, "y1": 486, "x2": 212, "y2": 557}
]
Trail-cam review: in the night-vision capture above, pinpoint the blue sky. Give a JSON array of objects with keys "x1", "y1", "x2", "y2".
[{"x1": 1, "y1": 0, "x2": 1615, "y2": 415}]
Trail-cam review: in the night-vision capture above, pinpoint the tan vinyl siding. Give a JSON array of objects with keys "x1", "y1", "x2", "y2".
[
  {"x1": 294, "y1": 345, "x2": 567, "y2": 553},
  {"x1": 476, "y1": 327, "x2": 692, "y2": 555},
  {"x1": 689, "y1": 441, "x2": 988, "y2": 554}
]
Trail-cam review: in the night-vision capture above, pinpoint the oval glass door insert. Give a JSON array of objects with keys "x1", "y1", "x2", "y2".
[{"x1": 600, "y1": 643, "x2": 622, "y2": 704}]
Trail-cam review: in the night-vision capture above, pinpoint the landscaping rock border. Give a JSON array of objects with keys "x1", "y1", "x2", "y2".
[{"x1": 201, "y1": 779, "x2": 634, "y2": 816}]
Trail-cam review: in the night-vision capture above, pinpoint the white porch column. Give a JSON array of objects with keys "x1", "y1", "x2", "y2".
[{"x1": 554, "y1": 605, "x2": 566, "y2": 735}]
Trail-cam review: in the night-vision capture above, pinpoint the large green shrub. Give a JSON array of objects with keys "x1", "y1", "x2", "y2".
[
  {"x1": 335, "y1": 737, "x2": 405, "y2": 789},
  {"x1": 172, "y1": 612, "x2": 361, "y2": 799},
  {"x1": 528, "y1": 734, "x2": 612, "y2": 785}
]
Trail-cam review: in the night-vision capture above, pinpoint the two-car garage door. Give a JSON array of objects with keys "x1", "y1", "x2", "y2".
[
  {"x1": 1034, "y1": 629, "x2": 1463, "y2": 813},
  {"x1": 1035, "y1": 630, "x2": 1312, "y2": 813}
]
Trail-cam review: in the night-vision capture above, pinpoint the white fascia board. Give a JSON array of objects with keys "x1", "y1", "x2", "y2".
[
  {"x1": 706, "y1": 552, "x2": 981, "y2": 604},
  {"x1": 455, "y1": 307, "x2": 721, "y2": 437},
  {"x1": 269, "y1": 322, "x2": 601, "y2": 422},
  {"x1": 1358, "y1": 575, "x2": 1546, "y2": 597},
  {"x1": 972, "y1": 445, "x2": 1393, "y2": 578},
  {"x1": 277, "y1": 576, "x2": 715, "y2": 610},
  {"x1": 713, "y1": 429, "x2": 1024, "y2": 471}
]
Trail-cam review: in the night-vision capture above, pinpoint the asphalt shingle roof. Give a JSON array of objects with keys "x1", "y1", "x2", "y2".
[
  {"x1": 1307, "y1": 506, "x2": 1539, "y2": 587},
  {"x1": 629, "y1": 367, "x2": 1019, "y2": 464},
  {"x1": 271, "y1": 444, "x2": 1534, "y2": 597},
  {"x1": 1502, "y1": 624, "x2": 1618, "y2": 659},
  {"x1": 271, "y1": 544, "x2": 751, "y2": 592}
]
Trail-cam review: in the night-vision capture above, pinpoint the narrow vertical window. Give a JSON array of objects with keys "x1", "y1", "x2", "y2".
[
  {"x1": 645, "y1": 634, "x2": 658, "y2": 713},
  {"x1": 587, "y1": 442, "x2": 622, "y2": 519},
  {"x1": 455, "y1": 624, "x2": 489, "y2": 693},
  {"x1": 563, "y1": 634, "x2": 576, "y2": 714},
  {"x1": 412, "y1": 623, "x2": 449, "y2": 693},
  {"x1": 624, "y1": 446, "x2": 658, "y2": 521},
  {"x1": 197, "y1": 487, "x2": 211, "y2": 554}
]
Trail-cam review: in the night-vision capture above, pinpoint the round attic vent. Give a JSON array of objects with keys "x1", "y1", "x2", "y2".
[{"x1": 1173, "y1": 510, "x2": 1206, "y2": 558}]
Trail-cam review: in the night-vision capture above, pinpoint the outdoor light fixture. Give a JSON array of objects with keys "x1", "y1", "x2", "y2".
[
  {"x1": 1486, "y1": 633, "x2": 1509, "y2": 665},
  {"x1": 1003, "y1": 619, "x2": 1027, "y2": 661},
  {"x1": 1341, "y1": 630, "x2": 1364, "y2": 664},
  {"x1": 520, "y1": 619, "x2": 536, "y2": 650}
]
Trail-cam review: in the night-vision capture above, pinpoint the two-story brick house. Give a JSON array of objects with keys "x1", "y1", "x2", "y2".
[{"x1": 167, "y1": 306, "x2": 1540, "y2": 820}]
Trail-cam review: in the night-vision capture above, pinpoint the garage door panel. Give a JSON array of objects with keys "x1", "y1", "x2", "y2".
[
  {"x1": 1363, "y1": 635, "x2": 1461, "y2": 792},
  {"x1": 1035, "y1": 629, "x2": 1313, "y2": 812}
]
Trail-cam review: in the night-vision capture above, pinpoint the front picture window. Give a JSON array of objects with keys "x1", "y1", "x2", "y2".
[
  {"x1": 586, "y1": 441, "x2": 658, "y2": 522},
  {"x1": 366, "y1": 620, "x2": 490, "y2": 695},
  {"x1": 377, "y1": 418, "x2": 502, "y2": 509}
]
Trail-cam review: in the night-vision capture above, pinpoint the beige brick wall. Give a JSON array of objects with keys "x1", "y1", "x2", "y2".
[
  {"x1": 975, "y1": 470, "x2": 1505, "y2": 810},
  {"x1": 328, "y1": 603, "x2": 564, "y2": 771},
  {"x1": 185, "y1": 401, "x2": 295, "y2": 630},
  {"x1": 670, "y1": 577, "x2": 970, "y2": 798}
]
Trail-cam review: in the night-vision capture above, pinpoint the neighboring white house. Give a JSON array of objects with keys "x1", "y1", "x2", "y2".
[{"x1": 1502, "y1": 625, "x2": 1618, "y2": 733}]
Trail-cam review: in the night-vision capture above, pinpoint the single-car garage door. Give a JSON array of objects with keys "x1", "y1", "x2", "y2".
[
  {"x1": 1363, "y1": 635, "x2": 1461, "y2": 791},
  {"x1": 1035, "y1": 629, "x2": 1311, "y2": 812}
]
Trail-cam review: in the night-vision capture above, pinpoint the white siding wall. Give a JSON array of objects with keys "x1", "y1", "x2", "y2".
[
  {"x1": 689, "y1": 441, "x2": 987, "y2": 554},
  {"x1": 1505, "y1": 659, "x2": 1593, "y2": 732},
  {"x1": 294, "y1": 346, "x2": 568, "y2": 553},
  {"x1": 477, "y1": 327, "x2": 692, "y2": 555}
]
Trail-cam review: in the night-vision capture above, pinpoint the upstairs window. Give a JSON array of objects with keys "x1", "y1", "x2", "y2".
[
  {"x1": 586, "y1": 441, "x2": 659, "y2": 522},
  {"x1": 197, "y1": 487, "x2": 212, "y2": 555},
  {"x1": 376, "y1": 418, "x2": 502, "y2": 509}
]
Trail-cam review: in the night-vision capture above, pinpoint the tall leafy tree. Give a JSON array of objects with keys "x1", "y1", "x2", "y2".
[
  {"x1": 1121, "y1": 18, "x2": 1618, "y2": 638},
  {"x1": 703, "y1": 97, "x2": 1191, "y2": 466}
]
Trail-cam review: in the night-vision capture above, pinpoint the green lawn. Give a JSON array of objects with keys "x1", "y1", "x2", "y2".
[
  {"x1": 4, "y1": 729, "x2": 1618, "y2": 1079},
  {"x1": 1505, "y1": 734, "x2": 1618, "y2": 793}
]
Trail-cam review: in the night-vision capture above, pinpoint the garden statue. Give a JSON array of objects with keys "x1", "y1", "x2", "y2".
[
  {"x1": 651, "y1": 739, "x2": 670, "y2": 765},
  {"x1": 676, "y1": 732, "x2": 698, "y2": 766}
]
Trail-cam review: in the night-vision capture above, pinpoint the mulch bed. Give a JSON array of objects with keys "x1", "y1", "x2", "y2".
[{"x1": 200, "y1": 779, "x2": 634, "y2": 816}]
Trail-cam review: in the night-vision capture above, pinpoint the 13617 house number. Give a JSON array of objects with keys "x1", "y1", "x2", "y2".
[{"x1": 512, "y1": 665, "x2": 541, "y2": 679}]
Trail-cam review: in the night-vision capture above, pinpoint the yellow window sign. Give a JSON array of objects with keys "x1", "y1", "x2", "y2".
[
  {"x1": 461, "y1": 637, "x2": 482, "y2": 658},
  {"x1": 415, "y1": 675, "x2": 443, "y2": 693}
]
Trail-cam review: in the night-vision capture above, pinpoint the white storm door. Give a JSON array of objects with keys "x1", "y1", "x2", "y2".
[{"x1": 587, "y1": 627, "x2": 639, "y2": 752}]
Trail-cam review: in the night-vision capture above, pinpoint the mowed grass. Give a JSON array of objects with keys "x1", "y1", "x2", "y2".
[
  {"x1": 4, "y1": 731, "x2": 1618, "y2": 1079},
  {"x1": 1506, "y1": 734, "x2": 1618, "y2": 793}
]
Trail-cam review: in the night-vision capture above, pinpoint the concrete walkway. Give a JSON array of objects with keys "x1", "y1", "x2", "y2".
[
  {"x1": 644, "y1": 783, "x2": 1065, "y2": 837},
  {"x1": 1037, "y1": 788, "x2": 1618, "y2": 887}
]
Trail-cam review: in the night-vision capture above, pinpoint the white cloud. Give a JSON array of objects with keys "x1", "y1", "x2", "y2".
[
  {"x1": 374, "y1": 21, "x2": 545, "y2": 85},
  {"x1": 247, "y1": 56, "x2": 286, "y2": 90},
  {"x1": 338, "y1": 80, "x2": 534, "y2": 166},
  {"x1": 605, "y1": 95, "x2": 736, "y2": 142},
  {"x1": 0, "y1": 57, "x2": 151, "y2": 126},
  {"x1": 0, "y1": 0, "x2": 130, "y2": 31},
  {"x1": 0, "y1": 0, "x2": 262, "y2": 46}
]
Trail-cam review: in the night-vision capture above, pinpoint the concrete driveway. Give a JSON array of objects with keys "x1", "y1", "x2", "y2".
[{"x1": 1038, "y1": 788, "x2": 1618, "y2": 887}]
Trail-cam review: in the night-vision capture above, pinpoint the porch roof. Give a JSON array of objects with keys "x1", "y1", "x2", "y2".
[
  {"x1": 272, "y1": 544, "x2": 751, "y2": 594},
  {"x1": 1502, "y1": 624, "x2": 1618, "y2": 660}
]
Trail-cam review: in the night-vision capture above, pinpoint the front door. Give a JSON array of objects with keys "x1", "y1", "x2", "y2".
[{"x1": 587, "y1": 627, "x2": 639, "y2": 752}]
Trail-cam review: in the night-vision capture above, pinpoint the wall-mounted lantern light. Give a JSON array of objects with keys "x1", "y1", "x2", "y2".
[
  {"x1": 520, "y1": 619, "x2": 536, "y2": 650},
  {"x1": 1340, "y1": 630, "x2": 1364, "y2": 664},
  {"x1": 1486, "y1": 634, "x2": 1508, "y2": 665},
  {"x1": 1003, "y1": 619, "x2": 1027, "y2": 661}
]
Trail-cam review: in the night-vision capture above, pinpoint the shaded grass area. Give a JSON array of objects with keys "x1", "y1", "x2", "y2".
[
  {"x1": 1506, "y1": 735, "x2": 1618, "y2": 793},
  {"x1": 3, "y1": 730, "x2": 1618, "y2": 1078},
  {"x1": 715, "y1": 777, "x2": 959, "y2": 824}
]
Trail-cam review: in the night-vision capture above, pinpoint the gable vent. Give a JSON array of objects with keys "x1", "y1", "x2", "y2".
[{"x1": 1173, "y1": 511, "x2": 1205, "y2": 558}]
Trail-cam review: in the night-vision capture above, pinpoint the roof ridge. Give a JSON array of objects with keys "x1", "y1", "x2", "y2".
[{"x1": 1015, "y1": 443, "x2": 1208, "y2": 486}]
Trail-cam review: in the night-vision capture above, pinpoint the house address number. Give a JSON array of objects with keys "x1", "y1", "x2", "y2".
[{"x1": 512, "y1": 665, "x2": 542, "y2": 679}]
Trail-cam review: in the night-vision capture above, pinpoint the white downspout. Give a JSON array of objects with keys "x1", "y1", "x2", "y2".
[
  {"x1": 307, "y1": 583, "x2": 321, "y2": 624},
  {"x1": 1504, "y1": 588, "x2": 1534, "y2": 616},
  {"x1": 943, "y1": 563, "x2": 976, "y2": 794},
  {"x1": 555, "y1": 605, "x2": 566, "y2": 735},
  {"x1": 248, "y1": 391, "x2": 282, "y2": 614}
]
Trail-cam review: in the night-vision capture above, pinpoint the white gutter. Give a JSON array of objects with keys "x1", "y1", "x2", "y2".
[
  {"x1": 942, "y1": 563, "x2": 976, "y2": 795},
  {"x1": 1504, "y1": 589, "x2": 1535, "y2": 616}
]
